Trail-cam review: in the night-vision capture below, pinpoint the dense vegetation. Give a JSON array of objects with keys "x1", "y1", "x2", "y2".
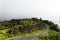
[
  {"x1": 35, "y1": 30, "x2": 60, "y2": 40},
  {"x1": 35, "y1": 20, "x2": 60, "y2": 40},
  {"x1": 43, "y1": 20, "x2": 59, "y2": 31},
  {"x1": 0, "y1": 18, "x2": 46, "y2": 40},
  {"x1": 0, "y1": 18, "x2": 60, "y2": 40}
]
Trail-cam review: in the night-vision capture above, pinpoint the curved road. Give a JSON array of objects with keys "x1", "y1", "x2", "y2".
[{"x1": 7, "y1": 24, "x2": 50, "y2": 40}]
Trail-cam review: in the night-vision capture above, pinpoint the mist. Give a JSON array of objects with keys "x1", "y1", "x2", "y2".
[{"x1": 0, "y1": 0, "x2": 60, "y2": 26}]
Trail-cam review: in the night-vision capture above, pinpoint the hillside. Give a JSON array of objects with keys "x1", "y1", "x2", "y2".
[
  {"x1": 0, "y1": 18, "x2": 60, "y2": 40},
  {"x1": 0, "y1": 18, "x2": 46, "y2": 40},
  {"x1": 35, "y1": 19, "x2": 60, "y2": 40}
]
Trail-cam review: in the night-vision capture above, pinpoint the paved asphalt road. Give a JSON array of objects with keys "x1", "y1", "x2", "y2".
[{"x1": 7, "y1": 24, "x2": 50, "y2": 40}]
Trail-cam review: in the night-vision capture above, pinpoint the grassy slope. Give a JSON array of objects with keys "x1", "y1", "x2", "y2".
[
  {"x1": 0, "y1": 26, "x2": 46, "y2": 40},
  {"x1": 0, "y1": 20, "x2": 46, "y2": 40},
  {"x1": 34, "y1": 30, "x2": 60, "y2": 40}
]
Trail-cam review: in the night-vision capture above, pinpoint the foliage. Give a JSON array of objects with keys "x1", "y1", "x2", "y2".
[
  {"x1": 0, "y1": 18, "x2": 46, "y2": 40},
  {"x1": 35, "y1": 30, "x2": 60, "y2": 40},
  {"x1": 0, "y1": 18, "x2": 59, "y2": 40},
  {"x1": 43, "y1": 20, "x2": 59, "y2": 31}
]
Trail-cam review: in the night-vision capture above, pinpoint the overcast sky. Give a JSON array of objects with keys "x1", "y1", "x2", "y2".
[{"x1": 0, "y1": 0, "x2": 60, "y2": 25}]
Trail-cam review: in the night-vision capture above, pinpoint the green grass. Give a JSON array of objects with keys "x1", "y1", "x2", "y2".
[
  {"x1": 0, "y1": 26, "x2": 47, "y2": 40},
  {"x1": 34, "y1": 30, "x2": 60, "y2": 40},
  {"x1": 0, "y1": 29, "x2": 9, "y2": 40},
  {"x1": 6, "y1": 29, "x2": 45, "y2": 40},
  {"x1": 0, "y1": 34, "x2": 8, "y2": 40},
  {"x1": 5, "y1": 27, "x2": 46, "y2": 40}
]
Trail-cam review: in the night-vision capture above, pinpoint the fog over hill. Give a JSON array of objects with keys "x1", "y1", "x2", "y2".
[{"x1": 0, "y1": 0, "x2": 60, "y2": 26}]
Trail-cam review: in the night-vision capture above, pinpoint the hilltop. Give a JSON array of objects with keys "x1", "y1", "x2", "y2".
[{"x1": 0, "y1": 18, "x2": 60, "y2": 40}]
